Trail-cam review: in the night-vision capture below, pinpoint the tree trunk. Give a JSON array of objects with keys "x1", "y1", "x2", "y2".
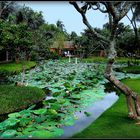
[
  {"x1": 104, "y1": 39, "x2": 140, "y2": 119},
  {"x1": 6, "y1": 51, "x2": 9, "y2": 61},
  {"x1": 21, "y1": 65, "x2": 25, "y2": 83},
  {"x1": 15, "y1": 47, "x2": 20, "y2": 64}
]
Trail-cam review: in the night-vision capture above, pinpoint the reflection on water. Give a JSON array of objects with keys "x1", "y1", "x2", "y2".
[{"x1": 59, "y1": 92, "x2": 119, "y2": 138}]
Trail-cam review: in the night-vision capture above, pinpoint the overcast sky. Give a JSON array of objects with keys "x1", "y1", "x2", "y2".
[{"x1": 18, "y1": 1, "x2": 136, "y2": 35}]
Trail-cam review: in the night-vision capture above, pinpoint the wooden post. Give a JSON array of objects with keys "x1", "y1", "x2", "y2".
[
  {"x1": 6, "y1": 51, "x2": 9, "y2": 61},
  {"x1": 75, "y1": 57, "x2": 77, "y2": 64},
  {"x1": 69, "y1": 55, "x2": 71, "y2": 62}
]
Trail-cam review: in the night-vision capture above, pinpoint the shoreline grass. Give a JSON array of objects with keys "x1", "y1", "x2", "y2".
[
  {"x1": 0, "y1": 85, "x2": 46, "y2": 121},
  {"x1": 0, "y1": 61, "x2": 36, "y2": 75},
  {"x1": 73, "y1": 78, "x2": 140, "y2": 138},
  {"x1": 116, "y1": 65, "x2": 140, "y2": 74}
]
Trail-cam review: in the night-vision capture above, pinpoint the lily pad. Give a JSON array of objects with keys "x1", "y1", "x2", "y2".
[
  {"x1": 8, "y1": 112, "x2": 22, "y2": 118},
  {"x1": 1, "y1": 129, "x2": 17, "y2": 138},
  {"x1": 31, "y1": 130, "x2": 54, "y2": 138},
  {"x1": 19, "y1": 118, "x2": 32, "y2": 127},
  {"x1": 33, "y1": 108, "x2": 47, "y2": 115},
  {"x1": 48, "y1": 109, "x2": 58, "y2": 116},
  {"x1": 62, "y1": 116, "x2": 75, "y2": 126},
  {"x1": 3, "y1": 118, "x2": 19, "y2": 127},
  {"x1": 50, "y1": 128, "x2": 64, "y2": 137}
]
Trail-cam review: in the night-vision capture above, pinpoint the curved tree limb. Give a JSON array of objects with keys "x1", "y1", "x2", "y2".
[
  {"x1": 118, "y1": 2, "x2": 132, "y2": 20},
  {"x1": 69, "y1": 1, "x2": 110, "y2": 45}
]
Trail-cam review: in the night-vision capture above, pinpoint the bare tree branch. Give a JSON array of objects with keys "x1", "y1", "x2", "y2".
[
  {"x1": 118, "y1": 2, "x2": 131, "y2": 20},
  {"x1": 95, "y1": 3, "x2": 108, "y2": 13},
  {"x1": 69, "y1": 1, "x2": 110, "y2": 44},
  {"x1": 108, "y1": 13, "x2": 113, "y2": 33},
  {"x1": 106, "y1": 2, "x2": 117, "y2": 19}
]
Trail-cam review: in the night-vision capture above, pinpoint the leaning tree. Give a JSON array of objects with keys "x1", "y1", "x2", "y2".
[{"x1": 70, "y1": 1, "x2": 140, "y2": 120}]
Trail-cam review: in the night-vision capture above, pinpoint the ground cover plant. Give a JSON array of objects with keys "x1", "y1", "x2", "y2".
[{"x1": 73, "y1": 78, "x2": 140, "y2": 138}]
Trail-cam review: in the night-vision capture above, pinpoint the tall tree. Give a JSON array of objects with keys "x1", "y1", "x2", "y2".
[
  {"x1": 15, "y1": 6, "x2": 45, "y2": 29},
  {"x1": 70, "y1": 1, "x2": 140, "y2": 120},
  {"x1": 31, "y1": 23, "x2": 55, "y2": 60},
  {"x1": 56, "y1": 20, "x2": 67, "y2": 34},
  {"x1": 126, "y1": 2, "x2": 140, "y2": 56},
  {"x1": 0, "y1": 1, "x2": 17, "y2": 20}
]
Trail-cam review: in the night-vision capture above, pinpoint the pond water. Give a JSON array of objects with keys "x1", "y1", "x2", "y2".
[
  {"x1": 4, "y1": 60, "x2": 140, "y2": 138},
  {"x1": 7, "y1": 61, "x2": 140, "y2": 88},
  {"x1": 58, "y1": 92, "x2": 118, "y2": 138}
]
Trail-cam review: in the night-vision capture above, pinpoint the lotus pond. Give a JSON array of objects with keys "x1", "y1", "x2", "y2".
[{"x1": 1, "y1": 59, "x2": 140, "y2": 138}]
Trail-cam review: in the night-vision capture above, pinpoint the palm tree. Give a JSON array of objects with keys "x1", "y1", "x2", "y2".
[{"x1": 56, "y1": 20, "x2": 65, "y2": 32}]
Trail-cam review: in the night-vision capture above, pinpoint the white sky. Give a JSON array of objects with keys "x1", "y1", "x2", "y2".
[{"x1": 18, "y1": 1, "x2": 137, "y2": 36}]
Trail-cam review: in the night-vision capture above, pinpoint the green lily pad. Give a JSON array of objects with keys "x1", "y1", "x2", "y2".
[
  {"x1": 8, "y1": 112, "x2": 22, "y2": 118},
  {"x1": 53, "y1": 92, "x2": 61, "y2": 97},
  {"x1": 1, "y1": 129, "x2": 17, "y2": 138},
  {"x1": 19, "y1": 118, "x2": 32, "y2": 127},
  {"x1": 41, "y1": 121, "x2": 58, "y2": 127},
  {"x1": 45, "y1": 98, "x2": 57, "y2": 103},
  {"x1": 62, "y1": 116, "x2": 75, "y2": 126},
  {"x1": 33, "y1": 108, "x2": 47, "y2": 115},
  {"x1": 50, "y1": 128, "x2": 64, "y2": 137},
  {"x1": 34, "y1": 116, "x2": 46, "y2": 123},
  {"x1": 63, "y1": 82, "x2": 71, "y2": 88},
  {"x1": 22, "y1": 125, "x2": 39, "y2": 135},
  {"x1": 48, "y1": 109, "x2": 58, "y2": 115},
  {"x1": 31, "y1": 130, "x2": 54, "y2": 138},
  {"x1": 20, "y1": 110, "x2": 31, "y2": 117},
  {"x1": 57, "y1": 99, "x2": 66, "y2": 104},
  {"x1": 3, "y1": 118, "x2": 19, "y2": 127},
  {"x1": 51, "y1": 103, "x2": 61, "y2": 110}
]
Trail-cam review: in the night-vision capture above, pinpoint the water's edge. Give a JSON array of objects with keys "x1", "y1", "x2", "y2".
[{"x1": 58, "y1": 92, "x2": 119, "y2": 138}]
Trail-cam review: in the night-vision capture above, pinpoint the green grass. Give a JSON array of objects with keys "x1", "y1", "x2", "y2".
[
  {"x1": 116, "y1": 66, "x2": 140, "y2": 74},
  {"x1": 61, "y1": 57, "x2": 140, "y2": 64},
  {"x1": 0, "y1": 85, "x2": 46, "y2": 116},
  {"x1": 81, "y1": 57, "x2": 140, "y2": 64},
  {"x1": 0, "y1": 61, "x2": 36, "y2": 75},
  {"x1": 81, "y1": 57, "x2": 107, "y2": 63},
  {"x1": 73, "y1": 78, "x2": 140, "y2": 138}
]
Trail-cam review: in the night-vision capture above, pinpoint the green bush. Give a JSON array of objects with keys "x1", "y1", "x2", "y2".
[
  {"x1": 48, "y1": 51, "x2": 60, "y2": 59},
  {"x1": 0, "y1": 85, "x2": 46, "y2": 121}
]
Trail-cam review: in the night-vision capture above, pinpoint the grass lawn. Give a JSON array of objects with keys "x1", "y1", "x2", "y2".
[
  {"x1": 116, "y1": 65, "x2": 140, "y2": 74},
  {"x1": 73, "y1": 78, "x2": 140, "y2": 138},
  {"x1": 81, "y1": 57, "x2": 107, "y2": 63},
  {"x1": 0, "y1": 85, "x2": 46, "y2": 121},
  {"x1": 62, "y1": 56, "x2": 140, "y2": 64},
  {"x1": 0, "y1": 61, "x2": 36, "y2": 75}
]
